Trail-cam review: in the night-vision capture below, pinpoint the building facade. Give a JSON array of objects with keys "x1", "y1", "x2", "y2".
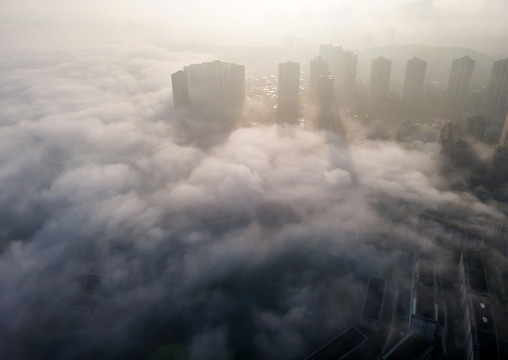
[
  {"x1": 485, "y1": 58, "x2": 508, "y2": 117},
  {"x1": 369, "y1": 57, "x2": 392, "y2": 105},
  {"x1": 402, "y1": 57, "x2": 427, "y2": 106},
  {"x1": 277, "y1": 61, "x2": 300, "y2": 124},
  {"x1": 446, "y1": 55, "x2": 475, "y2": 113}
]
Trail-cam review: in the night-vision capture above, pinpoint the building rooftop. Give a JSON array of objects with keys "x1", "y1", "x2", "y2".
[
  {"x1": 412, "y1": 261, "x2": 438, "y2": 321},
  {"x1": 382, "y1": 332, "x2": 433, "y2": 360},
  {"x1": 361, "y1": 276, "x2": 386, "y2": 322},
  {"x1": 304, "y1": 327, "x2": 368, "y2": 360},
  {"x1": 465, "y1": 250, "x2": 489, "y2": 295}
]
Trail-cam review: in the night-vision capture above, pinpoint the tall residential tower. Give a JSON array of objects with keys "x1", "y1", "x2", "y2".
[
  {"x1": 171, "y1": 60, "x2": 245, "y2": 110},
  {"x1": 319, "y1": 45, "x2": 357, "y2": 104},
  {"x1": 485, "y1": 58, "x2": 508, "y2": 117},
  {"x1": 446, "y1": 55, "x2": 475, "y2": 113},
  {"x1": 402, "y1": 57, "x2": 427, "y2": 106},
  {"x1": 277, "y1": 61, "x2": 300, "y2": 124},
  {"x1": 369, "y1": 57, "x2": 392, "y2": 105}
]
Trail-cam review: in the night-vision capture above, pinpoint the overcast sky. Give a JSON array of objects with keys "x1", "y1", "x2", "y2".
[{"x1": 1, "y1": 0, "x2": 508, "y2": 49}]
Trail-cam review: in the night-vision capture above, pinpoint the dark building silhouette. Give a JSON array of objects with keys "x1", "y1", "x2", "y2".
[
  {"x1": 319, "y1": 44, "x2": 357, "y2": 104},
  {"x1": 369, "y1": 57, "x2": 392, "y2": 105},
  {"x1": 304, "y1": 327, "x2": 368, "y2": 360},
  {"x1": 458, "y1": 250, "x2": 500, "y2": 360},
  {"x1": 171, "y1": 60, "x2": 245, "y2": 110},
  {"x1": 465, "y1": 116, "x2": 487, "y2": 140},
  {"x1": 402, "y1": 57, "x2": 427, "y2": 106},
  {"x1": 440, "y1": 121, "x2": 471, "y2": 166},
  {"x1": 382, "y1": 332, "x2": 433, "y2": 360},
  {"x1": 277, "y1": 61, "x2": 300, "y2": 124},
  {"x1": 309, "y1": 56, "x2": 329, "y2": 101},
  {"x1": 498, "y1": 112, "x2": 508, "y2": 147},
  {"x1": 489, "y1": 113, "x2": 508, "y2": 178},
  {"x1": 409, "y1": 261, "x2": 438, "y2": 342},
  {"x1": 360, "y1": 276, "x2": 386, "y2": 330},
  {"x1": 446, "y1": 55, "x2": 475, "y2": 113},
  {"x1": 489, "y1": 146, "x2": 508, "y2": 179},
  {"x1": 439, "y1": 120, "x2": 461, "y2": 145},
  {"x1": 485, "y1": 58, "x2": 508, "y2": 117}
]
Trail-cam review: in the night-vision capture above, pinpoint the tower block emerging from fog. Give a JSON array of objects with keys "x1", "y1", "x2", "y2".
[
  {"x1": 489, "y1": 113, "x2": 508, "y2": 178},
  {"x1": 171, "y1": 71, "x2": 190, "y2": 108},
  {"x1": 171, "y1": 60, "x2": 245, "y2": 110},
  {"x1": 369, "y1": 57, "x2": 392, "y2": 105},
  {"x1": 277, "y1": 61, "x2": 300, "y2": 124},
  {"x1": 316, "y1": 75, "x2": 335, "y2": 129},
  {"x1": 319, "y1": 44, "x2": 357, "y2": 104},
  {"x1": 402, "y1": 57, "x2": 427, "y2": 106},
  {"x1": 499, "y1": 113, "x2": 508, "y2": 147},
  {"x1": 446, "y1": 55, "x2": 475, "y2": 112},
  {"x1": 485, "y1": 58, "x2": 508, "y2": 117},
  {"x1": 309, "y1": 56, "x2": 329, "y2": 101}
]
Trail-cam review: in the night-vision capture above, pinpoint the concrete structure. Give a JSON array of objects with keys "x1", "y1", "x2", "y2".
[
  {"x1": 485, "y1": 58, "x2": 508, "y2": 117},
  {"x1": 409, "y1": 261, "x2": 438, "y2": 342},
  {"x1": 498, "y1": 113, "x2": 508, "y2": 147},
  {"x1": 446, "y1": 55, "x2": 475, "y2": 112},
  {"x1": 316, "y1": 74, "x2": 335, "y2": 129},
  {"x1": 171, "y1": 60, "x2": 245, "y2": 110},
  {"x1": 489, "y1": 145, "x2": 508, "y2": 179},
  {"x1": 360, "y1": 276, "x2": 386, "y2": 330},
  {"x1": 277, "y1": 61, "x2": 300, "y2": 124},
  {"x1": 319, "y1": 44, "x2": 357, "y2": 104},
  {"x1": 465, "y1": 115, "x2": 487, "y2": 140},
  {"x1": 171, "y1": 70, "x2": 190, "y2": 108},
  {"x1": 369, "y1": 57, "x2": 392, "y2": 105},
  {"x1": 458, "y1": 250, "x2": 500, "y2": 359},
  {"x1": 382, "y1": 332, "x2": 433, "y2": 360},
  {"x1": 439, "y1": 121, "x2": 461, "y2": 145},
  {"x1": 402, "y1": 57, "x2": 427, "y2": 106},
  {"x1": 309, "y1": 56, "x2": 329, "y2": 101},
  {"x1": 304, "y1": 327, "x2": 368, "y2": 360}
]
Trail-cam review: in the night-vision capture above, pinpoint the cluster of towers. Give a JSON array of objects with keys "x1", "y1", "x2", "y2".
[
  {"x1": 171, "y1": 49, "x2": 508, "y2": 132},
  {"x1": 171, "y1": 60, "x2": 245, "y2": 111}
]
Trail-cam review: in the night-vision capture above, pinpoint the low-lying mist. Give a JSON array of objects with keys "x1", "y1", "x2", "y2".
[{"x1": 0, "y1": 42, "x2": 505, "y2": 360}]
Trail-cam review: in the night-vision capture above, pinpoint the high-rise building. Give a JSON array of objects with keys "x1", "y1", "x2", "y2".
[
  {"x1": 485, "y1": 58, "x2": 508, "y2": 117},
  {"x1": 498, "y1": 113, "x2": 508, "y2": 146},
  {"x1": 171, "y1": 70, "x2": 190, "y2": 108},
  {"x1": 402, "y1": 57, "x2": 427, "y2": 106},
  {"x1": 171, "y1": 60, "x2": 245, "y2": 110},
  {"x1": 446, "y1": 56, "x2": 475, "y2": 112},
  {"x1": 490, "y1": 113, "x2": 508, "y2": 178},
  {"x1": 409, "y1": 261, "x2": 438, "y2": 342},
  {"x1": 277, "y1": 61, "x2": 300, "y2": 124},
  {"x1": 369, "y1": 57, "x2": 392, "y2": 105},
  {"x1": 317, "y1": 75, "x2": 334, "y2": 114},
  {"x1": 316, "y1": 74, "x2": 334, "y2": 129},
  {"x1": 309, "y1": 56, "x2": 329, "y2": 101},
  {"x1": 319, "y1": 45, "x2": 357, "y2": 104}
]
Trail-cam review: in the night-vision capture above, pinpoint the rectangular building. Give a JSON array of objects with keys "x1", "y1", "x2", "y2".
[
  {"x1": 304, "y1": 327, "x2": 368, "y2": 360},
  {"x1": 360, "y1": 276, "x2": 386, "y2": 330},
  {"x1": 409, "y1": 260, "x2": 438, "y2": 341}
]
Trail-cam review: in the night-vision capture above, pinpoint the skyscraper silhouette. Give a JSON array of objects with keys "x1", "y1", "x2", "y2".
[
  {"x1": 446, "y1": 55, "x2": 475, "y2": 113},
  {"x1": 485, "y1": 58, "x2": 508, "y2": 117},
  {"x1": 277, "y1": 61, "x2": 300, "y2": 124},
  {"x1": 319, "y1": 45, "x2": 357, "y2": 105},
  {"x1": 369, "y1": 57, "x2": 392, "y2": 105},
  {"x1": 171, "y1": 70, "x2": 190, "y2": 108},
  {"x1": 309, "y1": 56, "x2": 329, "y2": 101},
  {"x1": 402, "y1": 57, "x2": 427, "y2": 106},
  {"x1": 171, "y1": 60, "x2": 245, "y2": 110}
]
